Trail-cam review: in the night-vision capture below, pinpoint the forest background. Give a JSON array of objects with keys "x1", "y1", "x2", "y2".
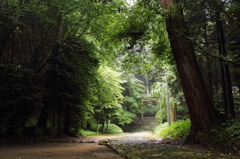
[{"x1": 0, "y1": 0, "x2": 240, "y2": 146}]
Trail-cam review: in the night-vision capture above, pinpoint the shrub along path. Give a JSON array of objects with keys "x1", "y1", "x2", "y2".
[{"x1": 0, "y1": 132, "x2": 239, "y2": 159}]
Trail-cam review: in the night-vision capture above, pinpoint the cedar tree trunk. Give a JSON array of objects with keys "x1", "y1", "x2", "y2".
[
  {"x1": 216, "y1": 11, "x2": 235, "y2": 119},
  {"x1": 160, "y1": 0, "x2": 216, "y2": 144}
]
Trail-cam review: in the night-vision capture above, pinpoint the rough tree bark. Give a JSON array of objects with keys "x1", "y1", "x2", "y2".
[
  {"x1": 160, "y1": 0, "x2": 216, "y2": 144},
  {"x1": 216, "y1": 11, "x2": 235, "y2": 119}
]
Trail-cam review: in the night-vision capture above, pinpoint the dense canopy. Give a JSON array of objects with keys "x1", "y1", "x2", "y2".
[{"x1": 0, "y1": 0, "x2": 239, "y2": 145}]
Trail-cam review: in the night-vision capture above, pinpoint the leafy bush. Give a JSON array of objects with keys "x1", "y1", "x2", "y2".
[
  {"x1": 212, "y1": 120, "x2": 240, "y2": 143},
  {"x1": 78, "y1": 129, "x2": 100, "y2": 136},
  {"x1": 100, "y1": 124, "x2": 124, "y2": 134},
  {"x1": 0, "y1": 65, "x2": 39, "y2": 136},
  {"x1": 25, "y1": 117, "x2": 38, "y2": 127},
  {"x1": 225, "y1": 120, "x2": 240, "y2": 138},
  {"x1": 155, "y1": 119, "x2": 191, "y2": 139},
  {"x1": 89, "y1": 120, "x2": 99, "y2": 131},
  {"x1": 117, "y1": 110, "x2": 136, "y2": 125},
  {"x1": 210, "y1": 120, "x2": 240, "y2": 153},
  {"x1": 154, "y1": 122, "x2": 169, "y2": 133}
]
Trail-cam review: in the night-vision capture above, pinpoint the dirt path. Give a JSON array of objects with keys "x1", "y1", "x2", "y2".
[
  {"x1": 0, "y1": 132, "x2": 152, "y2": 159},
  {"x1": 0, "y1": 132, "x2": 239, "y2": 159},
  {"x1": 0, "y1": 142, "x2": 124, "y2": 159}
]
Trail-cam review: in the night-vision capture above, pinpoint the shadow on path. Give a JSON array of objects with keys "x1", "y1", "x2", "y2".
[
  {"x1": 0, "y1": 142, "x2": 124, "y2": 159},
  {"x1": 97, "y1": 132, "x2": 238, "y2": 159},
  {"x1": 0, "y1": 132, "x2": 239, "y2": 159}
]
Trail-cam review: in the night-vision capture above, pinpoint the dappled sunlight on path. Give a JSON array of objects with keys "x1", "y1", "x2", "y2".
[
  {"x1": 85, "y1": 131, "x2": 159, "y2": 142},
  {"x1": 0, "y1": 132, "x2": 239, "y2": 159},
  {"x1": 97, "y1": 132, "x2": 239, "y2": 159}
]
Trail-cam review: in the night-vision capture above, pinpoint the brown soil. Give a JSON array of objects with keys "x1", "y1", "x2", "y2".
[
  {"x1": 0, "y1": 142, "x2": 124, "y2": 159},
  {"x1": 0, "y1": 133, "x2": 147, "y2": 159},
  {"x1": 1, "y1": 132, "x2": 239, "y2": 159}
]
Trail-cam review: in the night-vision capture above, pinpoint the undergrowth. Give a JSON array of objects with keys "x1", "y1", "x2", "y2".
[
  {"x1": 78, "y1": 129, "x2": 100, "y2": 136},
  {"x1": 100, "y1": 124, "x2": 124, "y2": 134},
  {"x1": 211, "y1": 119, "x2": 240, "y2": 153},
  {"x1": 78, "y1": 123, "x2": 123, "y2": 136},
  {"x1": 155, "y1": 119, "x2": 191, "y2": 139}
]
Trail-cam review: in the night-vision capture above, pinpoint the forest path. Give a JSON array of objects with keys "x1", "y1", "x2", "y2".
[
  {"x1": 0, "y1": 132, "x2": 151, "y2": 159},
  {"x1": 0, "y1": 142, "x2": 124, "y2": 159},
  {"x1": 94, "y1": 132, "x2": 239, "y2": 159},
  {"x1": 0, "y1": 132, "x2": 239, "y2": 159}
]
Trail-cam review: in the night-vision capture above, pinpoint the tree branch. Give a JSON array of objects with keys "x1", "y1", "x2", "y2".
[{"x1": 174, "y1": 29, "x2": 240, "y2": 66}]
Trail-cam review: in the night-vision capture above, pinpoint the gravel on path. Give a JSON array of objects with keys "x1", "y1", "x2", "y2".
[{"x1": 98, "y1": 132, "x2": 239, "y2": 159}]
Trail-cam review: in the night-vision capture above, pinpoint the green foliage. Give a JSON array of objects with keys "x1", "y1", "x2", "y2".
[
  {"x1": 88, "y1": 65, "x2": 125, "y2": 133},
  {"x1": 212, "y1": 120, "x2": 240, "y2": 144},
  {"x1": 150, "y1": 64, "x2": 187, "y2": 122},
  {"x1": 213, "y1": 89, "x2": 240, "y2": 116},
  {"x1": 0, "y1": 65, "x2": 39, "y2": 135},
  {"x1": 114, "y1": 72, "x2": 149, "y2": 126},
  {"x1": 121, "y1": 72, "x2": 146, "y2": 114},
  {"x1": 213, "y1": 89, "x2": 225, "y2": 114},
  {"x1": 43, "y1": 38, "x2": 99, "y2": 134},
  {"x1": 233, "y1": 92, "x2": 240, "y2": 114},
  {"x1": 25, "y1": 117, "x2": 38, "y2": 127},
  {"x1": 92, "y1": 66, "x2": 124, "y2": 124},
  {"x1": 3, "y1": 0, "x2": 240, "y2": 140},
  {"x1": 210, "y1": 120, "x2": 240, "y2": 153},
  {"x1": 100, "y1": 124, "x2": 124, "y2": 134},
  {"x1": 150, "y1": 68, "x2": 170, "y2": 122},
  {"x1": 0, "y1": 0, "x2": 116, "y2": 136},
  {"x1": 117, "y1": 110, "x2": 137, "y2": 125},
  {"x1": 225, "y1": 121, "x2": 240, "y2": 138},
  {"x1": 86, "y1": 118, "x2": 99, "y2": 131},
  {"x1": 155, "y1": 119, "x2": 191, "y2": 139},
  {"x1": 154, "y1": 122, "x2": 169, "y2": 133},
  {"x1": 143, "y1": 101, "x2": 159, "y2": 116},
  {"x1": 78, "y1": 129, "x2": 100, "y2": 137}
]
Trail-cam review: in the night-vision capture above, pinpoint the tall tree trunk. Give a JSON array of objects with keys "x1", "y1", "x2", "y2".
[
  {"x1": 220, "y1": 61, "x2": 229, "y2": 118},
  {"x1": 96, "y1": 110, "x2": 102, "y2": 133},
  {"x1": 36, "y1": 107, "x2": 49, "y2": 129},
  {"x1": 63, "y1": 105, "x2": 71, "y2": 134},
  {"x1": 160, "y1": 0, "x2": 216, "y2": 144},
  {"x1": 170, "y1": 104, "x2": 177, "y2": 122},
  {"x1": 216, "y1": 11, "x2": 235, "y2": 119},
  {"x1": 204, "y1": 23, "x2": 214, "y2": 104}
]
